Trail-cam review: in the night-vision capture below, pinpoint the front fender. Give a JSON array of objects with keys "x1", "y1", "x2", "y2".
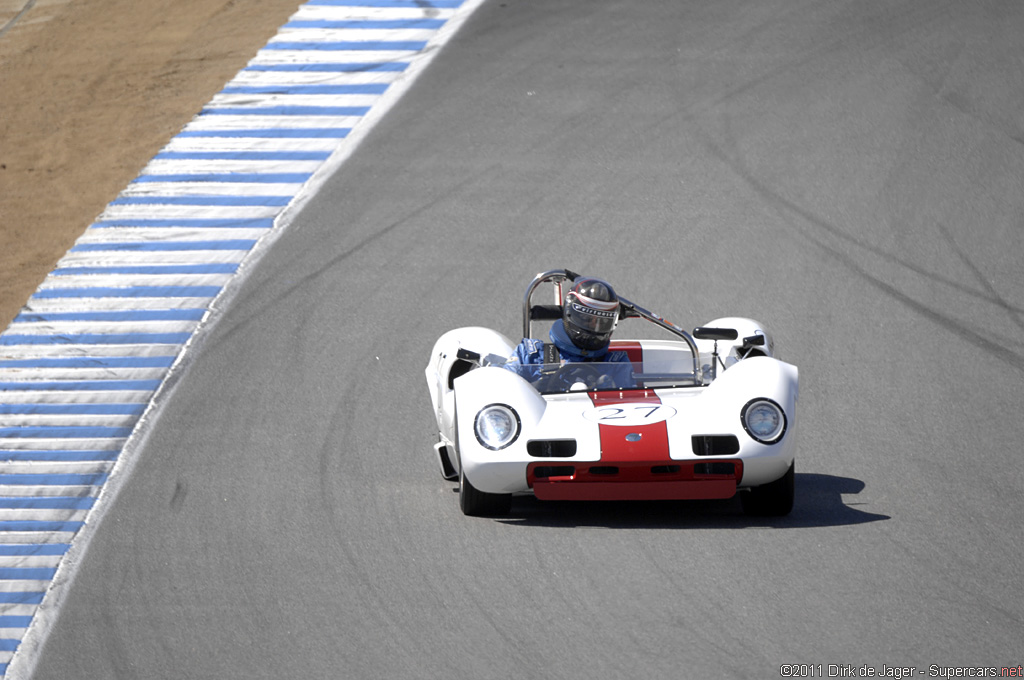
[
  {"x1": 705, "y1": 355, "x2": 798, "y2": 410},
  {"x1": 699, "y1": 356, "x2": 799, "y2": 485},
  {"x1": 454, "y1": 367, "x2": 548, "y2": 494}
]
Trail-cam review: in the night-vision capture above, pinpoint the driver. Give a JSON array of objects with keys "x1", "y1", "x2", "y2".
[{"x1": 504, "y1": 276, "x2": 635, "y2": 390}]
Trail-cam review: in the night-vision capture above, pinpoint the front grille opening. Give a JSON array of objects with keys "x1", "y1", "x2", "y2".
[
  {"x1": 692, "y1": 435, "x2": 740, "y2": 456},
  {"x1": 533, "y1": 465, "x2": 575, "y2": 479},
  {"x1": 588, "y1": 466, "x2": 619, "y2": 476},
  {"x1": 527, "y1": 439, "x2": 577, "y2": 458},
  {"x1": 694, "y1": 462, "x2": 736, "y2": 476},
  {"x1": 651, "y1": 465, "x2": 681, "y2": 475}
]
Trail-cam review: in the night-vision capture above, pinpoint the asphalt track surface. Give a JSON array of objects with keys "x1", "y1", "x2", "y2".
[{"x1": 29, "y1": 1, "x2": 1023, "y2": 677}]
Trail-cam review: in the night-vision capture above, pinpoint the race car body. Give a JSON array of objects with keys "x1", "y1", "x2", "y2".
[{"x1": 424, "y1": 269, "x2": 799, "y2": 517}]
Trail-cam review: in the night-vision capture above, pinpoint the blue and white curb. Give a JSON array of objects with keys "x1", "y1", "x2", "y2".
[{"x1": 0, "y1": 0, "x2": 484, "y2": 676}]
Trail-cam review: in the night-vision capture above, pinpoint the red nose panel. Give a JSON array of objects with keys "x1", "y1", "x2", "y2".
[
  {"x1": 527, "y1": 388, "x2": 740, "y2": 502},
  {"x1": 590, "y1": 389, "x2": 671, "y2": 463}
]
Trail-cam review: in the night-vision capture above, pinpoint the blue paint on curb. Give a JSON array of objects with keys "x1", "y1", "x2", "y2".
[
  {"x1": 0, "y1": 592, "x2": 47, "y2": 605},
  {"x1": 0, "y1": 451, "x2": 121, "y2": 462},
  {"x1": 0, "y1": 404, "x2": 145, "y2": 416}
]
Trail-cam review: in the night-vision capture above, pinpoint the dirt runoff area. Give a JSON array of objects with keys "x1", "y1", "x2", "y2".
[{"x1": 0, "y1": 0, "x2": 304, "y2": 330}]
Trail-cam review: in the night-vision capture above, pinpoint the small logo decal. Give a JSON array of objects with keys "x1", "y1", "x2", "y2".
[{"x1": 625, "y1": 433, "x2": 642, "y2": 442}]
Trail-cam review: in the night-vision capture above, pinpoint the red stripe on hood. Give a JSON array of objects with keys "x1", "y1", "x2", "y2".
[{"x1": 588, "y1": 389, "x2": 671, "y2": 463}]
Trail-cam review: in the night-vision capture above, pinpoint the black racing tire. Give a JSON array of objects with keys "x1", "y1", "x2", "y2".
[
  {"x1": 459, "y1": 466, "x2": 511, "y2": 517},
  {"x1": 741, "y1": 460, "x2": 795, "y2": 517}
]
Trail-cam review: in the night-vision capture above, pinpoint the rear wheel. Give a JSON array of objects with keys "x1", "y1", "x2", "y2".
[
  {"x1": 459, "y1": 466, "x2": 511, "y2": 517},
  {"x1": 741, "y1": 461, "x2": 794, "y2": 516}
]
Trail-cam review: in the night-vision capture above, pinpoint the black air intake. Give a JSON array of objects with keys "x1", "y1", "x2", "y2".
[
  {"x1": 527, "y1": 439, "x2": 577, "y2": 458},
  {"x1": 692, "y1": 435, "x2": 740, "y2": 456}
]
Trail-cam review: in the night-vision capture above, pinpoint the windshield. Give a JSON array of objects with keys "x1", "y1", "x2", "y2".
[{"x1": 503, "y1": 359, "x2": 705, "y2": 394}]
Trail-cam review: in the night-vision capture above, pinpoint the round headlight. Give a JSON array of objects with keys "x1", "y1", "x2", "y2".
[
  {"x1": 474, "y1": 404, "x2": 521, "y2": 451},
  {"x1": 741, "y1": 399, "x2": 786, "y2": 444}
]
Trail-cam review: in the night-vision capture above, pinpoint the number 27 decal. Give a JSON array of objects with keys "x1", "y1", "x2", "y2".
[{"x1": 582, "y1": 403, "x2": 677, "y2": 426}]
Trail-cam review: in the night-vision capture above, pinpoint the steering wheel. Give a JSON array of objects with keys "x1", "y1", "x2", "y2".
[{"x1": 552, "y1": 363, "x2": 608, "y2": 390}]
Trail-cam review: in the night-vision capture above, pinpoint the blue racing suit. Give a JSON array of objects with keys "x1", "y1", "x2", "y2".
[{"x1": 503, "y1": 322, "x2": 635, "y2": 391}]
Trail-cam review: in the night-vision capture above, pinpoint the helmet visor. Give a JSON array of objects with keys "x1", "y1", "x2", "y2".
[{"x1": 565, "y1": 299, "x2": 618, "y2": 335}]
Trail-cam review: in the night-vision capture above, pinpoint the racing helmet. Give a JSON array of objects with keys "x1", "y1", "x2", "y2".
[{"x1": 562, "y1": 277, "x2": 620, "y2": 351}]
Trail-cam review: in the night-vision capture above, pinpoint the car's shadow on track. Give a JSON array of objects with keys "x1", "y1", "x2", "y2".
[{"x1": 493, "y1": 473, "x2": 889, "y2": 529}]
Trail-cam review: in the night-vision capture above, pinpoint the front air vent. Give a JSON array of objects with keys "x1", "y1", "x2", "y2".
[
  {"x1": 527, "y1": 439, "x2": 577, "y2": 458},
  {"x1": 532, "y1": 465, "x2": 575, "y2": 479},
  {"x1": 651, "y1": 465, "x2": 681, "y2": 475},
  {"x1": 692, "y1": 435, "x2": 740, "y2": 456},
  {"x1": 588, "y1": 466, "x2": 619, "y2": 476}
]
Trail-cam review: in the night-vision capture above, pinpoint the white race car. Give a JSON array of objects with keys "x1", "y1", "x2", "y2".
[{"x1": 424, "y1": 269, "x2": 799, "y2": 517}]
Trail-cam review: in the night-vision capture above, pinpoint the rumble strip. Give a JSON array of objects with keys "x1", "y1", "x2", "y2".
[{"x1": 0, "y1": 1, "x2": 484, "y2": 676}]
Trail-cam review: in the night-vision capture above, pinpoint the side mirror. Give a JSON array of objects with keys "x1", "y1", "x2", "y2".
[
  {"x1": 692, "y1": 327, "x2": 738, "y2": 341},
  {"x1": 742, "y1": 334, "x2": 765, "y2": 347}
]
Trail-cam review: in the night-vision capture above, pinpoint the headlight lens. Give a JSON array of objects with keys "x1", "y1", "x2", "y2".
[
  {"x1": 741, "y1": 399, "x2": 786, "y2": 444},
  {"x1": 474, "y1": 404, "x2": 521, "y2": 450}
]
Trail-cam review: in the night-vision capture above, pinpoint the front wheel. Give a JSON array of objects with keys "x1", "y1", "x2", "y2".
[
  {"x1": 459, "y1": 466, "x2": 511, "y2": 517},
  {"x1": 741, "y1": 461, "x2": 794, "y2": 517}
]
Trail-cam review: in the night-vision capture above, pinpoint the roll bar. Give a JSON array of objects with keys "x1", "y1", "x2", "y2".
[{"x1": 522, "y1": 269, "x2": 701, "y2": 381}]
